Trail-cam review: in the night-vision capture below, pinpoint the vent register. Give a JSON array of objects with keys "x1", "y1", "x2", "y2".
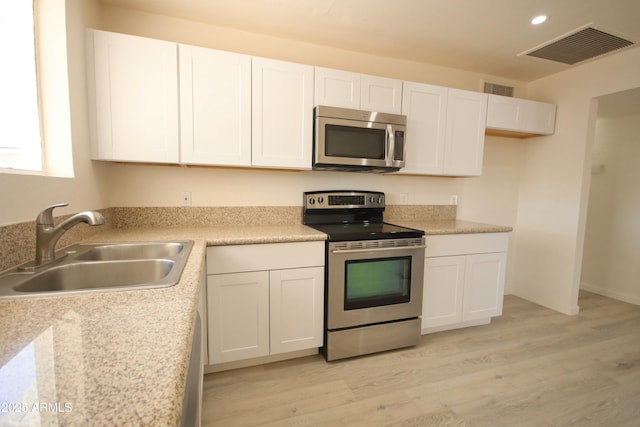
[
  {"x1": 484, "y1": 82, "x2": 514, "y2": 97},
  {"x1": 522, "y1": 25, "x2": 635, "y2": 65}
]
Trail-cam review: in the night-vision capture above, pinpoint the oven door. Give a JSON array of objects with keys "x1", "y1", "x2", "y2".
[{"x1": 327, "y1": 238, "x2": 425, "y2": 330}]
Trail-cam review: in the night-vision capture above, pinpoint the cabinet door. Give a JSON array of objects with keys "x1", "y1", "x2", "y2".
[
  {"x1": 360, "y1": 74, "x2": 403, "y2": 114},
  {"x1": 314, "y1": 67, "x2": 361, "y2": 109},
  {"x1": 207, "y1": 271, "x2": 270, "y2": 364},
  {"x1": 523, "y1": 100, "x2": 556, "y2": 135},
  {"x1": 252, "y1": 57, "x2": 314, "y2": 169},
  {"x1": 269, "y1": 267, "x2": 324, "y2": 354},
  {"x1": 462, "y1": 252, "x2": 506, "y2": 321},
  {"x1": 179, "y1": 45, "x2": 251, "y2": 166},
  {"x1": 399, "y1": 82, "x2": 448, "y2": 175},
  {"x1": 486, "y1": 94, "x2": 556, "y2": 136},
  {"x1": 422, "y1": 256, "x2": 465, "y2": 330},
  {"x1": 90, "y1": 30, "x2": 179, "y2": 163},
  {"x1": 443, "y1": 89, "x2": 487, "y2": 176}
]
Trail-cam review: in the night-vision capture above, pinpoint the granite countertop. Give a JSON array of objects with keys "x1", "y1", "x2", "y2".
[
  {"x1": 395, "y1": 219, "x2": 513, "y2": 235},
  {"x1": 0, "y1": 219, "x2": 508, "y2": 424},
  {"x1": 0, "y1": 224, "x2": 326, "y2": 426}
]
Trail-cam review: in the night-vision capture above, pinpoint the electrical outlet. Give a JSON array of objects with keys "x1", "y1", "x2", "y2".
[
  {"x1": 400, "y1": 193, "x2": 408, "y2": 205},
  {"x1": 181, "y1": 191, "x2": 192, "y2": 206},
  {"x1": 450, "y1": 195, "x2": 458, "y2": 205}
]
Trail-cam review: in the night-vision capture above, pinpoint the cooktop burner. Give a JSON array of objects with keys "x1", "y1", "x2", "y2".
[
  {"x1": 308, "y1": 222, "x2": 422, "y2": 241},
  {"x1": 302, "y1": 190, "x2": 424, "y2": 241}
]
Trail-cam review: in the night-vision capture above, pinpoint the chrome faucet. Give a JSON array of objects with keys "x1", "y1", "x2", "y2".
[{"x1": 35, "y1": 203, "x2": 106, "y2": 266}]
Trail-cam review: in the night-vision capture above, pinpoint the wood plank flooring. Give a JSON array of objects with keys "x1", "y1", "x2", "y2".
[{"x1": 202, "y1": 291, "x2": 640, "y2": 426}]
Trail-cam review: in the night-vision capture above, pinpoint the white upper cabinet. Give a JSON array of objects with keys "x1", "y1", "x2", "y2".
[
  {"x1": 88, "y1": 30, "x2": 179, "y2": 163},
  {"x1": 399, "y1": 85, "x2": 487, "y2": 176},
  {"x1": 314, "y1": 67, "x2": 361, "y2": 109},
  {"x1": 486, "y1": 94, "x2": 556, "y2": 137},
  {"x1": 315, "y1": 67, "x2": 402, "y2": 114},
  {"x1": 360, "y1": 74, "x2": 403, "y2": 114},
  {"x1": 400, "y1": 82, "x2": 448, "y2": 175},
  {"x1": 252, "y1": 57, "x2": 314, "y2": 169},
  {"x1": 179, "y1": 45, "x2": 251, "y2": 166},
  {"x1": 443, "y1": 89, "x2": 488, "y2": 176}
]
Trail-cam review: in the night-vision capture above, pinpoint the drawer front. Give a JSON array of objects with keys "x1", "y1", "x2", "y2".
[
  {"x1": 425, "y1": 233, "x2": 509, "y2": 258},
  {"x1": 207, "y1": 241, "x2": 324, "y2": 274}
]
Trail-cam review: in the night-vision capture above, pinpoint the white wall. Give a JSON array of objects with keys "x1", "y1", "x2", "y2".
[
  {"x1": 581, "y1": 113, "x2": 640, "y2": 305},
  {"x1": 514, "y1": 47, "x2": 640, "y2": 314},
  {"x1": 0, "y1": 0, "x2": 107, "y2": 226}
]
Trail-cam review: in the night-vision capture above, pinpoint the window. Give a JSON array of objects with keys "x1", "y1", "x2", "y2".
[{"x1": 0, "y1": 1, "x2": 43, "y2": 172}]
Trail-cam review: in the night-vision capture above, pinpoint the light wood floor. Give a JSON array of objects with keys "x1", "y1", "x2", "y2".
[{"x1": 202, "y1": 291, "x2": 640, "y2": 426}]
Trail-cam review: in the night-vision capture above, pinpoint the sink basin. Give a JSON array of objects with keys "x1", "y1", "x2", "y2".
[
  {"x1": 13, "y1": 260, "x2": 175, "y2": 293},
  {"x1": 0, "y1": 240, "x2": 193, "y2": 298},
  {"x1": 74, "y1": 242, "x2": 185, "y2": 261}
]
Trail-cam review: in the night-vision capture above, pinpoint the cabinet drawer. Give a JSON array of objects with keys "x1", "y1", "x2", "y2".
[
  {"x1": 207, "y1": 241, "x2": 324, "y2": 274},
  {"x1": 425, "y1": 233, "x2": 509, "y2": 257}
]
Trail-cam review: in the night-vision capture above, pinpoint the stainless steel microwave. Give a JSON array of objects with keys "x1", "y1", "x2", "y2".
[{"x1": 313, "y1": 106, "x2": 407, "y2": 173}]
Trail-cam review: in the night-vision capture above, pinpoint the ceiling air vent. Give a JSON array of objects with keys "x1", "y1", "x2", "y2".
[
  {"x1": 484, "y1": 82, "x2": 514, "y2": 97},
  {"x1": 523, "y1": 25, "x2": 635, "y2": 65}
]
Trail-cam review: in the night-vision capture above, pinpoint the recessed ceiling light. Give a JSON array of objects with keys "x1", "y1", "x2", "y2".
[{"x1": 531, "y1": 15, "x2": 548, "y2": 25}]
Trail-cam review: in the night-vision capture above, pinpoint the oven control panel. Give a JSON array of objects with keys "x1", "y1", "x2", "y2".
[{"x1": 304, "y1": 191, "x2": 385, "y2": 209}]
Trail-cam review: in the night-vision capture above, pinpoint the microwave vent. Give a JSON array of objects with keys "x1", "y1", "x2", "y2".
[
  {"x1": 522, "y1": 25, "x2": 635, "y2": 65},
  {"x1": 484, "y1": 82, "x2": 514, "y2": 97}
]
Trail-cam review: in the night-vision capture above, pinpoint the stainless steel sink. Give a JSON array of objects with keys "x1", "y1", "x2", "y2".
[
  {"x1": 0, "y1": 241, "x2": 193, "y2": 298},
  {"x1": 74, "y1": 242, "x2": 185, "y2": 261}
]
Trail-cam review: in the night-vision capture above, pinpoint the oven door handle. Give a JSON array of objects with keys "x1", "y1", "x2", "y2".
[{"x1": 331, "y1": 245, "x2": 427, "y2": 254}]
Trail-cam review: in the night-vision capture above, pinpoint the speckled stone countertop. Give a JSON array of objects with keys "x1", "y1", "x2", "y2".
[
  {"x1": 395, "y1": 219, "x2": 513, "y2": 235},
  {"x1": 0, "y1": 224, "x2": 326, "y2": 426}
]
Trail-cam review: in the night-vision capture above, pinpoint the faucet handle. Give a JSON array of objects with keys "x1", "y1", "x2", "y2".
[{"x1": 36, "y1": 203, "x2": 69, "y2": 226}]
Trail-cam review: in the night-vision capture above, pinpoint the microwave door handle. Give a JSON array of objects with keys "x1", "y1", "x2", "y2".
[{"x1": 386, "y1": 125, "x2": 395, "y2": 167}]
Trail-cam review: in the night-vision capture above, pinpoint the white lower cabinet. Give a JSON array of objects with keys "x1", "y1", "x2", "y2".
[
  {"x1": 462, "y1": 252, "x2": 507, "y2": 321},
  {"x1": 208, "y1": 271, "x2": 270, "y2": 363},
  {"x1": 422, "y1": 256, "x2": 466, "y2": 328},
  {"x1": 206, "y1": 242, "x2": 324, "y2": 365},
  {"x1": 269, "y1": 267, "x2": 324, "y2": 354},
  {"x1": 421, "y1": 233, "x2": 508, "y2": 333}
]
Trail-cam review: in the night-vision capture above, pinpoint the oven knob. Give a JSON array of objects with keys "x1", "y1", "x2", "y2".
[
  {"x1": 369, "y1": 196, "x2": 375, "y2": 204},
  {"x1": 377, "y1": 197, "x2": 383, "y2": 204},
  {"x1": 318, "y1": 196, "x2": 324, "y2": 204},
  {"x1": 309, "y1": 197, "x2": 315, "y2": 205}
]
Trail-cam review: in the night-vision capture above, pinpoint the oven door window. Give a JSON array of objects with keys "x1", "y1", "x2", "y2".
[{"x1": 344, "y1": 256, "x2": 411, "y2": 310}]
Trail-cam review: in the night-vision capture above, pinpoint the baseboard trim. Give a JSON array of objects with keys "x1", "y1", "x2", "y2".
[
  {"x1": 204, "y1": 348, "x2": 319, "y2": 373},
  {"x1": 421, "y1": 318, "x2": 490, "y2": 335},
  {"x1": 581, "y1": 282, "x2": 640, "y2": 306}
]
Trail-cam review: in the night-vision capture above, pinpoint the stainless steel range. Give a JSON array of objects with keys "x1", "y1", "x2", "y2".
[{"x1": 303, "y1": 190, "x2": 426, "y2": 361}]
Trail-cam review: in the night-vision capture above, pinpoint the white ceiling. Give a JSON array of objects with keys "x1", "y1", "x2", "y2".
[{"x1": 99, "y1": 0, "x2": 640, "y2": 82}]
